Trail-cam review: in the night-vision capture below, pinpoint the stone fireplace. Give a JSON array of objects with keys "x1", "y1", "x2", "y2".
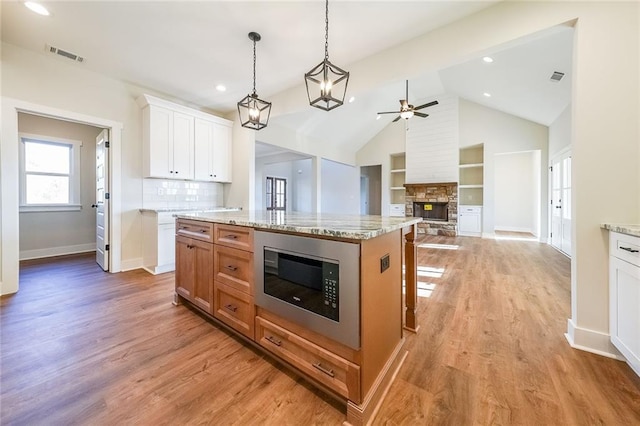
[{"x1": 405, "y1": 182, "x2": 458, "y2": 236}]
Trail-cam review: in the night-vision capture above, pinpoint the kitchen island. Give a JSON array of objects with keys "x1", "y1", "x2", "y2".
[{"x1": 173, "y1": 210, "x2": 421, "y2": 425}]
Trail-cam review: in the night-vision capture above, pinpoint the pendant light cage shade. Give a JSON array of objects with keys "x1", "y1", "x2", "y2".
[
  {"x1": 237, "y1": 31, "x2": 271, "y2": 130},
  {"x1": 304, "y1": 0, "x2": 349, "y2": 111},
  {"x1": 305, "y1": 59, "x2": 349, "y2": 111},
  {"x1": 237, "y1": 93, "x2": 271, "y2": 131}
]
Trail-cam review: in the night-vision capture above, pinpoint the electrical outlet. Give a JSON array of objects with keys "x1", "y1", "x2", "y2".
[
  {"x1": 157, "y1": 187, "x2": 165, "y2": 196},
  {"x1": 380, "y1": 254, "x2": 390, "y2": 273}
]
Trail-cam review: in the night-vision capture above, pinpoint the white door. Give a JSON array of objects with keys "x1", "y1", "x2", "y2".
[
  {"x1": 550, "y1": 150, "x2": 571, "y2": 256},
  {"x1": 95, "y1": 129, "x2": 109, "y2": 271}
]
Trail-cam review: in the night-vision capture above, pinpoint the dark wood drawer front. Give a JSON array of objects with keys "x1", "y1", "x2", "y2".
[
  {"x1": 214, "y1": 224, "x2": 254, "y2": 252},
  {"x1": 214, "y1": 245, "x2": 253, "y2": 295},
  {"x1": 255, "y1": 316, "x2": 361, "y2": 402},
  {"x1": 214, "y1": 281, "x2": 254, "y2": 339},
  {"x1": 176, "y1": 219, "x2": 214, "y2": 243}
]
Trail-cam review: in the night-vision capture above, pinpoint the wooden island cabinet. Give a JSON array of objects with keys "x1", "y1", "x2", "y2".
[{"x1": 174, "y1": 211, "x2": 421, "y2": 426}]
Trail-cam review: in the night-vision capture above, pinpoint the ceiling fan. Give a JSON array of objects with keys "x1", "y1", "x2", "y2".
[{"x1": 377, "y1": 80, "x2": 439, "y2": 122}]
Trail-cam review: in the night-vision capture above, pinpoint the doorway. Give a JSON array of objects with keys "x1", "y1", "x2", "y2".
[
  {"x1": 360, "y1": 165, "x2": 382, "y2": 215},
  {"x1": 1, "y1": 98, "x2": 123, "y2": 295}
]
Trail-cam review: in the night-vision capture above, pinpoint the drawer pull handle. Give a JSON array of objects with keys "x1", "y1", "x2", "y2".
[
  {"x1": 199, "y1": 229, "x2": 208, "y2": 233},
  {"x1": 225, "y1": 265, "x2": 238, "y2": 272},
  {"x1": 265, "y1": 335, "x2": 282, "y2": 347},
  {"x1": 225, "y1": 234, "x2": 238, "y2": 239},
  {"x1": 620, "y1": 246, "x2": 639, "y2": 253},
  {"x1": 224, "y1": 304, "x2": 237, "y2": 313},
  {"x1": 180, "y1": 226, "x2": 189, "y2": 230},
  {"x1": 313, "y1": 362, "x2": 335, "y2": 378}
]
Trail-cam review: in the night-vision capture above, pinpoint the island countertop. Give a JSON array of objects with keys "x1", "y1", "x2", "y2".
[
  {"x1": 601, "y1": 223, "x2": 640, "y2": 238},
  {"x1": 175, "y1": 210, "x2": 422, "y2": 240}
]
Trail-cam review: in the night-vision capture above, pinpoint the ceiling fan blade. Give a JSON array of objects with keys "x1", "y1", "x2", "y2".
[
  {"x1": 414, "y1": 112, "x2": 429, "y2": 118},
  {"x1": 377, "y1": 111, "x2": 400, "y2": 114},
  {"x1": 392, "y1": 116, "x2": 402, "y2": 122},
  {"x1": 414, "y1": 100, "x2": 439, "y2": 110}
]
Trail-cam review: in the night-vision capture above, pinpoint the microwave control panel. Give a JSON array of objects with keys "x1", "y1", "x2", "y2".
[{"x1": 323, "y1": 263, "x2": 339, "y2": 310}]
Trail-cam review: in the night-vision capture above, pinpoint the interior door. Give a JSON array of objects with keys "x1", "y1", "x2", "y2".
[
  {"x1": 550, "y1": 150, "x2": 571, "y2": 256},
  {"x1": 95, "y1": 129, "x2": 109, "y2": 271}
]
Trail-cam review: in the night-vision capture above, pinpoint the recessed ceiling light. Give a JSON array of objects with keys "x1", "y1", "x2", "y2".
[
  {"x1": 24, "y1": 1, "x2": 50, "y2": 16},
  {"x1": 215, "y1": 84, "x2": 226, "y2": 92},
  {"x1": 482, "y1": 56, "x2": 493, "y2": 63},
  {"x1": 483, "y1": 92, "x2": 491, "y2": 97},
  {"x1": 349, "y1": 96, "x2": 355, "y2": 103},
  {"x1": 376, "y1": 115, "x2": 381, "y2": 120}
]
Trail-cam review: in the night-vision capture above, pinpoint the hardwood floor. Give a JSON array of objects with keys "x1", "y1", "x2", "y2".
[{"x1": 2, "y1": 238, "x2": 640, "y2": 425}]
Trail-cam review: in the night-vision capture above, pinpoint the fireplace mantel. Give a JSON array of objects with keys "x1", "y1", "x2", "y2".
[{"x1": 405, "y1": 182, "x2": 458, "y2": 236}]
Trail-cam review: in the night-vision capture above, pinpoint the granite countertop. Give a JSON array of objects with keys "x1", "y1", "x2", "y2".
[
  {"x1": 176, "y1": 210, "x2": 422, "y2": 240},
  {"x1": 139, "y1": 207, "x2": 240, "y2": 213},
  {"x1": 601, "y1": 224, "x2": 640, "y2": 238}
]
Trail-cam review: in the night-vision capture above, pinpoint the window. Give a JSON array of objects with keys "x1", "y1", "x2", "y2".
[
  {"x1": 19, "y1": 133, "x2": 82, "y2": 212},
  {"x1": 266, "y1": 177, "x2": 286, "y2": 211}
]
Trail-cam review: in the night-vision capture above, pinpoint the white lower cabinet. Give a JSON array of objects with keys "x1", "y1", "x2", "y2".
[
  {"x1": 458, "y1": 205, "x2": 482, "y2": 237},
  {"x1": 142, "y1": 211, "x2": 181, "y2": 275},
  {"x1": 609, "y1": 231, "x2": 640, "y2": 377}
]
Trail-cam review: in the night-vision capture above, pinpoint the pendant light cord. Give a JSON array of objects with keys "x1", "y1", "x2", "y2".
[
  {"x1": 252, "y1": 38, "x2": 257, "y2": 95},
  {"x1": 324, "y1": 0, "x2": 329, "y2": 60}
]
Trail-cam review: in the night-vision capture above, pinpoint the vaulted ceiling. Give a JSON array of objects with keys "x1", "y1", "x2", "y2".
[{"x1": 1, "y1": 1, "x2": 572, "y2": 156}]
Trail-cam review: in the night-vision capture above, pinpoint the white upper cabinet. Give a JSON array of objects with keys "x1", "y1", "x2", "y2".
[
  {"x1": 138, "y1": 94, "x2": 232, "y2": 182},
  {"x1": 194, "y1": 118, "x2": 232, "y2": 183}
]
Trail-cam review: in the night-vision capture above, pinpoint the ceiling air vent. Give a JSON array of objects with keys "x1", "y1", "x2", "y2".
[
  {"x1": 550, "y1": 71, "x2": 565, "y2": 82},
  {"x1": 45, "y1": 44, "x2": 85, "y2": 63}
]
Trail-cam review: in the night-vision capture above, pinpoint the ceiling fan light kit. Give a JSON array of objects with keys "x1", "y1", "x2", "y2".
[
  {"x1": 237, "y1": 31, "x2": 272, "y2": 131},
  {"x1": 377, "y1": 80, "x2": 438, "y2": 122},
  {"x1": 304, "y1": 0, "x2": 350, "y2": 111}
]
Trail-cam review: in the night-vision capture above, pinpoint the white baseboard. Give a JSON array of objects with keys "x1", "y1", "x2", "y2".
[
  {"x1": 494, "y1": 226, "x2": 535, "y2": 234},
  {"x1": 565, "y1": 318, "x2": 624, "y2": 360},
  {"x1": 142, "y1": 263, "x2": 175, "y2": 275},
  {"x1": 19, "y1": 243, "x2": 95, "y2": 261},
  {"x1": 120, "y1": 257, "x2": 143, "y2": 272},
  {"x1": 482, "y1": 232, "x2": 494, "y2": 239}
]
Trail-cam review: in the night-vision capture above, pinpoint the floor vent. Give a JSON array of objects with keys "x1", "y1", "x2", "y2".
[
  {"x1": 550, "y1": 71, "x2": 565, "y2": 82},
  {"x1": 45, "y1": 44, "x2": 85, "y2": 63}
]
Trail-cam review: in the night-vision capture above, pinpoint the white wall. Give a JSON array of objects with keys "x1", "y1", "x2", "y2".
[
  {"x1": 292, "y1": 158, "x2": 313, "y2": 212},
  {"x1": 494, "y1": 151, "x2": 540, "y2": 236},
  {"x1": 356, "y1": 121, "x2": 406, "y2": 216},
  {"x1": 459, "y1": 99, "x2": 549, "y2": 239},
  {"x1": 320, "y1": 159, "x2": 359, "y2": 215},
  {"x1": 17, "y1": 113, "x2": 102, "y2": 259},
  {"x1": 406, "y1": 94, "x2": 459, "y2": 184},
  {"x1": 549, "y1": 104, "x2": 571, "y2": 158}
]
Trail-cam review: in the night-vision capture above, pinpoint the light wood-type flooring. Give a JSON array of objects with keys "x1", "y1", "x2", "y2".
[{"x1": 2, "y1": 236, "x2": 639, "y2": 425}]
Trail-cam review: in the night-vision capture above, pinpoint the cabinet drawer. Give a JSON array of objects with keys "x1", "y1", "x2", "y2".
[
  {"x1": 610, "y1": 232, "x2": 640, "y2": 267},
  {"x1": 214, "y1": 281, "x2": 254, "y2": 339},
  {"x1": 214, "y1": 224, "x2": 254, "y2": 252},
  {"x1": 214, "y1": 245, "x2": 254, "y2": 294},
  {"x1": 256, "y1": 316, "x2": 361, "y2": 402},
  {"x1": 176, "y1": 219, "x2": 214, "y2": 243}
]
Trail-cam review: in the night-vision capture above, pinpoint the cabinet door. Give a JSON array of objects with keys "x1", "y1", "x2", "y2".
[
  {"x1": 175, "y1": 235, "x2": 195, "y2": 301},
  {"x1": 157, "y1": 223, "x2": 176, "y2": 268},
  {"x1": 192, "y1": 238, "x2": 214, "y2": 314},
  {"x1": 212, "y1": 123, "x2": 232, "y2": 182},
  {"x1": 194, "y1": 118, "x2": 214, "y2": 181},
  {"x1": 459, "y1": 212, "x2": 481, "y2": 233},
  {"x1": 172, "y1": 111, "x2": 195, "y2": 179},
  {"x1": 148, "y1": 105, "x2": 173, "y2": 178},
  {"x1": 610, "y1": 256, "x2": 640, "y2": 375}
]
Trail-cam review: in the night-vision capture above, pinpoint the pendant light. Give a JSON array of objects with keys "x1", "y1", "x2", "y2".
[
  {"x1": 304, "y1": 0, "x2": 349, "y2": 111},
  {"x1": 237, "y1": 32, "x2": 271, "y2": 130}
]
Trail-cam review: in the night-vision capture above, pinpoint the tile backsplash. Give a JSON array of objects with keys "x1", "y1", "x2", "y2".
[{"x1": 143, "y1": 179, "x2": 224, "y2": 210}]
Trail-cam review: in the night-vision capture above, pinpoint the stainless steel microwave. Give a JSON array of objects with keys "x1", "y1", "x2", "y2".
[{"x1": 254, "y1": 230, "x2": 360, "y2": 349}]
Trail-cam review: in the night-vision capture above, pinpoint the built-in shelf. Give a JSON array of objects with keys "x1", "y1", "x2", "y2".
[
  {"x1": 459, "y1": 144, "x2": 484, "y2": 207},
  {"x1": 390, "y1": 153, "x2": 406, "y2": 204}
]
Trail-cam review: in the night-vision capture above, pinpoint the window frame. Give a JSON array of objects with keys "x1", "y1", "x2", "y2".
[
  {"x1": 19, "y1": 133, "x2": 83, "y2": 212},
  {"x1": 266, "y1": 176, "x2": 287, "y2": 211}
]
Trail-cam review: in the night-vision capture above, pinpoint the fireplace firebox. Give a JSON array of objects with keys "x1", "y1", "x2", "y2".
[{"x1": 413, "y1": 201, "x2": 448, "y2": 221}]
